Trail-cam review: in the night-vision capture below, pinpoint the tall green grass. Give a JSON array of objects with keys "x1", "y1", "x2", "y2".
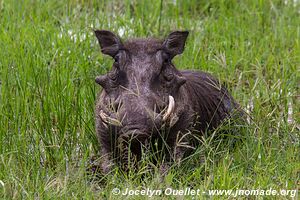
[{"x1": 0, "y1": 0, "x2": 299, "y2": 199}]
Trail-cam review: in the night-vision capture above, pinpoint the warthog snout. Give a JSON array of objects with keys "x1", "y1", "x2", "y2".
[{"x1": 99, "y1": 95, "x2": 177, "y2": 130}]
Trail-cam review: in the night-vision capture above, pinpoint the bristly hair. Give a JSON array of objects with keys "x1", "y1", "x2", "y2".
[{"x1": 123, "y1": 38, "x2": 163, "y2": 56}]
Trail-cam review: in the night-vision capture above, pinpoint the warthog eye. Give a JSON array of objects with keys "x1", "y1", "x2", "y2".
[
  {"x1": 163, "y1": 57, "x2": 170, "y2": 64},
  {"x1": 161, "y1": 52, "x2": 170, "y2": 64},
  {"x1": 114, "y1": 54, "x2": 120, "y2": 64},
  {"x1": 113, "y1": 61, "x2": 119, "y2": 69}
]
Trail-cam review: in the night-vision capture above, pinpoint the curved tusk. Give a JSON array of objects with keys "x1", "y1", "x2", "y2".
[
  {"x1": 163, "y1": 95, "x2": 175, "y2": 121},
  {"x1": 99, "y1": 110, "x2": 122, "y2": 127}
]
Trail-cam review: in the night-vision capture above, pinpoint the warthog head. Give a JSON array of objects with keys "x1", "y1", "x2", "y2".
[{"x1": 95, "y1": 30, "x2": 188, "y2": 144}]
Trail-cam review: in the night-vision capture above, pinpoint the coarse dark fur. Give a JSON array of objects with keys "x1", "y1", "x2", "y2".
[{"x1": 93, "y1": 30, "x2": 243, "y2": 174}]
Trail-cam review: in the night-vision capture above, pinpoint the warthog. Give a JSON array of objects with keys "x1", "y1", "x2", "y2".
[{"x1": 94, "y1": 30, "x2": 242, "y2": 174}]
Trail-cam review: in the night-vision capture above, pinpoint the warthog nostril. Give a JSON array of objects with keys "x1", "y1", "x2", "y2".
[{"x1": 119, "y1": 129, "x2": 149, "y2": 144}]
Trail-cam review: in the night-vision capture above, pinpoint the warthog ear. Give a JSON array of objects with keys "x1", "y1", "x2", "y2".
[
  {"x1": 163, "y1": 31, "x2": 189, "y2": 59},
  {"x1": 94, "y1": 30, "x2": 123, "y2": 57}
]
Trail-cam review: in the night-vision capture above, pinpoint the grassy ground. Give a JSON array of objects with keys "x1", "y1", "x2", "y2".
[{"x1": 0, "y1": 0, "x2": 299, "y2": 199}]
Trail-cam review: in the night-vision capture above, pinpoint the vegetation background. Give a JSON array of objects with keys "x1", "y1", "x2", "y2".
[{"x1": 0, "y1": 0, "x2": 299, "y2": 199}]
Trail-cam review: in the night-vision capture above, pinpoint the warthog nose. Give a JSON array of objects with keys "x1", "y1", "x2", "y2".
[{"x1": 119, "y1": 129, "x2": 149, "y2": 143}]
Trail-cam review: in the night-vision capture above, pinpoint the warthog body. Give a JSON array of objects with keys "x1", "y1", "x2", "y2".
[{"x1": 94, "y1": 30, "x2": 242, "y2": 173}]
